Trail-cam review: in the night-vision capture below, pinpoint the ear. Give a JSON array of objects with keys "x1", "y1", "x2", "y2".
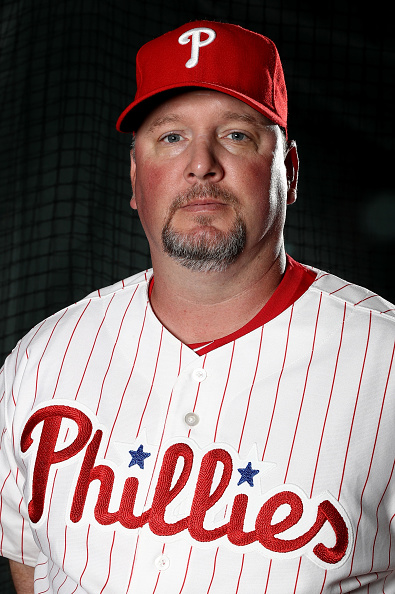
[
  {"x1": 130, "y1": 150, "x2": 137, "y2": 210},
  {"x1": 285, "y1": 141, "x2": 299, "y2": 205}
]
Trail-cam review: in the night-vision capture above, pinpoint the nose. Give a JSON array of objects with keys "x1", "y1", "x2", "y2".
[{"x1": 183, "y1": 138, "x2": 224, "y2": 184}]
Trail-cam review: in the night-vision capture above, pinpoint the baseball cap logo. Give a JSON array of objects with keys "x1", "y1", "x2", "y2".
[{"x1": 178, "y1": 27, "x2": 216, "y2": 68}]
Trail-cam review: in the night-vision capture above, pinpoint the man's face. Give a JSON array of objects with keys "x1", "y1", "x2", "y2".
[{"x1": 130, "y1": 90, "x2": 297, "y2": 272}]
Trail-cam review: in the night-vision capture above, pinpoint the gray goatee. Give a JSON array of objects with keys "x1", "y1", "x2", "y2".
[{"x1": 162, "y1": 185, "x2": 246, "y2": 272}]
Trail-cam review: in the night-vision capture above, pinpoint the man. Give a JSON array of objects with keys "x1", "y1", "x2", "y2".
[{"x1": 1, "y1": 20, "x2": 394, "y2": 594}]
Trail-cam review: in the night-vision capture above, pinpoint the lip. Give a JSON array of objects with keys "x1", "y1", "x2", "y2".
[{"x1": 180, "y1": 200, "x2": 227, "y2": 212}]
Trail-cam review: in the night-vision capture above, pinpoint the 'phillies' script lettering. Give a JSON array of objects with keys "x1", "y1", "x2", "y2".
[{"x1": 21, "y1": 404, "x2": 350, "y2": 567}]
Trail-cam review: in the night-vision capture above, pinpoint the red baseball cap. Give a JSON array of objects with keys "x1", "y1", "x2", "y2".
[{"x1": 116, "y1": 21, "x2": 287, "y2": 134}]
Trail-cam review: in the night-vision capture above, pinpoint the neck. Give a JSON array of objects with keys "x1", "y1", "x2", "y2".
[{"x1": 149, "y1": 246, "x2": 286, "y2": 345}]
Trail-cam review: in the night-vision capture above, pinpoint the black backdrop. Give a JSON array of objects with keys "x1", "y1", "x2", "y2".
[{"x1": 1, "y1": 1, "x2": 394, "y2": 589}]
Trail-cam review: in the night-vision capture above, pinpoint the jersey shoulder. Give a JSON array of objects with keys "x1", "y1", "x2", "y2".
[
  {"x1": 4, "y1": 269, "x2": 153, "y2": 363},
  {"x1": 308, "y1": 267, "x2": 395, "y2": 321}
]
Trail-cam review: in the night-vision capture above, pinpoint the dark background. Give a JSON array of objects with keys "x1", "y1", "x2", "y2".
[{"x1": 1, "y1": 0, "x2": 394, "y2": 589}]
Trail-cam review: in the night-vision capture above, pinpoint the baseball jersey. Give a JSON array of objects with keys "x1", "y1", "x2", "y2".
[{"x1": 0, "y1": 261, "x2": 394, "y2": 593}]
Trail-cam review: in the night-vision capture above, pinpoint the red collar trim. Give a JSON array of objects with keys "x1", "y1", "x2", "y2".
[{"x1": 148, "y1": 256, "x2": 317, "y2": 356}]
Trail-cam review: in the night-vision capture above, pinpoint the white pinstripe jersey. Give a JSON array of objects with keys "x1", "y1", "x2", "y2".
[{"x1": 0, "y1": 265, "x2": 394, "y2": 593}]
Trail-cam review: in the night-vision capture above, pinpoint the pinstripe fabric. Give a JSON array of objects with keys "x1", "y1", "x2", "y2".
[{"x1": 0, "y1": 267, "x2": 394, "y2": 593}]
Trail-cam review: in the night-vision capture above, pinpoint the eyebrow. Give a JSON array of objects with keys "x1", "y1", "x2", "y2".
[
  {"x1": 147, "y1": 115, "x2": 183, "y2": 133},
  {"x1": 146, "y1": 110, "x2": 272, "y2": 133},
  {"x1": 221, "y1": 111, "x2": 272, "y2": 130}
]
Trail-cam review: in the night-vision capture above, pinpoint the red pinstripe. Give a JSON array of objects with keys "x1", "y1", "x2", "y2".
[
  {"x1": 0, "y1": 426, "x2": 6, "y2": 448},
  {"x1": 52, "y1": 301, "x2": 92, "y2": 399},
  {"x1": 264, "y1": 559, "x2": 272, "y2": 593},
  {"x1": 386, "y1": 513, "x2": 395, "y2": 571},
  {"x1": 18, "y1": 494, "x2": 25, "y2": 563},
  {"x1": 381, "y1": 514, "x2": 395, "y2": 591},
  {"x1": 95, "y1": 287, "x2": 139, "y2": 414},
  {"x1": 310, "y1": 302, "x2": 347, "y2": 496},
  {"x1": 104, "y1": 299, "x2": 150, "y2": 457},
  {"x1": 237, "y1": 326, "x2": 264, "y2": 453},
  {"x1": 284, "y1": 293, "x2": 322, "y2": 482},
  {"x1": 152, "y1": 543, "x2": 166, "y2": 593},
  {"x1": 79, "y1": 524, "x2": 91, "y2": 587},
  {"x1": 99, "y1": 292, "x2": 146, "y2": 422},
  {"x1": 51, "y1": 567, "x2": 61, "y2": 588},
  {"x1": 135, "y1": 326, "x2": 164, "y2": 439},
  {"x1": 234, "y1": 554, "x2": 245, "y2": 594},
  {"x1": 338, "y1": 310, "x2": 372, "y2": 499},
  {"x1": 382, "y1": 572, "x2": 392, "y2": 593},
  {"x1": 319, "y1": 570, "x2": 327, "y2": 593},
  {"x1": 126, "y1": 531, "x2": 141, "y2": 594},
  {"x1": 371, "y1": 459, "x2": 395, "y2": 570},
  {"x1": 314, "y1": 272, "x2": 330, "y2": 281},
  {"x1": 33, "y1": 309, "x2": 69, "y2": 408},
  {"x1": 25, "y1": 319, "x2": 47, "y2": 360},
  {"x1": 141, "y1": 343, "x2": 183, "y2": 510},
  {"x1": 44, "y1": 561, "x2": 56, "y2": 593},
  {"x1": 11, "y1": 341, "x2": 22, "y2": 407},
  {"x1": 329, "y1": 284, "x2": 352, "y2": 295},
  {"x1": 34, "y1": 560, "x2": 49, "y2": 591},
  {"x1": 34, "y1": 530, "x2": 44, "y2": 558},
  {"x1": 179, "y1": 546, "x2": 193, "y2": 593},
  {"x1": 46, "y1": 469, "x2": 59, "y2": 562},
  {"x1": 354, "y1": 295, "x2": 378, "y2": 306},
  {"x1": 14, "y1": 341, "x2": 22, "y2": 372},
  {"x1": 99, "y1": 531, "x2": 116, "y2": 593},
  {"x1": 262, "y1": 305, "x2": 294, "y2": 460},
  {"x1": 349, "y1": 340, "x2": 395, "y2": 576},
  {"x1": 206, "y1": 547, "x2": 219, "y2": 594},
  {"x1": 213, "y1": 341, "x2": 235, "y2": 442},
  {"x1": 293, "y1": 558, "x2": 302, "y2": 593},
  {"x1": 57, "y1": 575, "x2": 68, "y2": 593},
  {"x1": 0, "y1": 470, "x2": 11, "y2": 555},
  {"x1": 62, "y1": 525, "x2": 67, "y2": 570},
  {"x1": 74, "y1": 293, "x2": 116, "y2": 400}
]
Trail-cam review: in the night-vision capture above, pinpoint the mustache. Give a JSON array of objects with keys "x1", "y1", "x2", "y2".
[{"x1": 167, "y1": 184, "x2": 240, "y2": 217}]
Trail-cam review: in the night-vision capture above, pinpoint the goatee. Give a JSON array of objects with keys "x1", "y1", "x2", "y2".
[{"x1": 162, "y1": 185, "x2": 246, "y2": 272}]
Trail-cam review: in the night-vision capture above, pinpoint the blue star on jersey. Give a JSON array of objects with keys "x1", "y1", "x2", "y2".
[
  {"x1": 237, "y1": 462, "x2": 259, "y2": 487},
  {"x1": 129, "y1": 444, "x2": 151, "y2": 469}
]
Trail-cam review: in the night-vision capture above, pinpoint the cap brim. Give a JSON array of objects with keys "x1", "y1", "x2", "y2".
[{"x1": 116, "y1": 82, "x2": 286, "y2": 133}]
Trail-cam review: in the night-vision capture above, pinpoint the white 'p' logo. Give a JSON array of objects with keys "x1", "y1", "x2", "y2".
[{"x1": 178, "y1": 27, "x2": 216, "y2": 68}]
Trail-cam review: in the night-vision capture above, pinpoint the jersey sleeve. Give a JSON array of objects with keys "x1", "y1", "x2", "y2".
[{"x1": 0, "y1": 346, "x2": 40, "y2": 566}]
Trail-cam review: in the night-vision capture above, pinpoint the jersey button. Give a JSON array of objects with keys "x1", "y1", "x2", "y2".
[
  {"x1": 185, "y1": 412, "x2": 199, "y2": 426},
  {"x1": 192, "y1": 368, "x2": 207, "y2": 382},
  {"x1": 155, "y1": 554, "x2": 170, "y2": 571}
]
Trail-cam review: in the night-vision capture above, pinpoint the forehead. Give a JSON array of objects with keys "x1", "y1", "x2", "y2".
[{"x1": 138, "y1": 89, "x2": 273, "y2": 132}]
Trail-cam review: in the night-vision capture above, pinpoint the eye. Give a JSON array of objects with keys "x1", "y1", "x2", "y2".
[
  {"x1": 226, "y1": 131, "x2": 248, "y2": 141},
  {"x1": 162, "y1": 133, "x2": 183, "y2": 144}
]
